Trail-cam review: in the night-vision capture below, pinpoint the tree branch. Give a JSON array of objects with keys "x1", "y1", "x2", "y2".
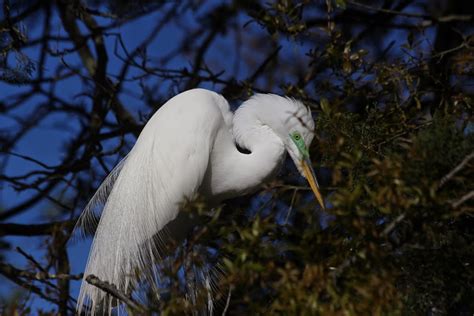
[
  {"x1": 439, "y1": 152, "x2": 474, "y2": 188},
  {"x1": 85, "y1": 274, "x2": 147, "y2": 314}
]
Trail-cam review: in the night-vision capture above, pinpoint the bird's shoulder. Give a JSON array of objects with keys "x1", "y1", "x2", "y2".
[{"x1": 159, "y1": 89, "x2": 232, "y2": 127}]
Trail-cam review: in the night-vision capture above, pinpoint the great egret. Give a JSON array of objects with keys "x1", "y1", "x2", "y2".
[{"x1": 76, "y1": 88, "x2": 324, "y2": 314}]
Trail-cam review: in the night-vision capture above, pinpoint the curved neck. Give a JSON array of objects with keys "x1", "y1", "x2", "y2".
[
  {"x1": 204, "y1": 104, "x2": 286, "y2": 200},
  {"x1": 230, "y1": 127, "x2": 285, "y2": 195}
]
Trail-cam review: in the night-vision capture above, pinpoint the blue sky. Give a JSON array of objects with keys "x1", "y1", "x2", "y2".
[{"x1": 1, "y1": 2, "x2": 216, "y2": 310}]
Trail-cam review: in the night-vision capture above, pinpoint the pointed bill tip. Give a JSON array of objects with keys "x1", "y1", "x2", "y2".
[{"x1": 301, "y1": 158, "x2": 326, "y2": 210}]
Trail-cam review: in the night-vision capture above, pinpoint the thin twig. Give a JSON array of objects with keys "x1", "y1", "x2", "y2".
[
  {"x1": 221, "y1": 288, "x2": 232, "y2": 316},
  {"x1": 382, "y1": 214, "x2": 406, "y2": 236},
  {"x1": 85, "y1": 274, "x2": 147, "y2": 314},
  {"x1": 451, "y1": 191, "x2": 474, "y2": 209},
  {"x1": 284, "y1": 189, "x2": 299, "y2": 224},
  {"x1": 439, "y1": 152, "x2": 474, "y2": 189},
  {"x1": 248, "y1": 46, "x2": 282, "y2": 84},
  {"x1": 0, "y1": 262, "x2": 76, "y2": 312},
  {"x1": 2, "y1": 151, "x2": 55, "y2": 169},
  {"x1": 16, "y1": 247, "x2": 49, "y2": 274},
  {"x1": 348, "y1": 0, "x2": 473, "y2": 23},
  {"x1": 0, "y1": 221, "x2": 74, "y2": 237}
]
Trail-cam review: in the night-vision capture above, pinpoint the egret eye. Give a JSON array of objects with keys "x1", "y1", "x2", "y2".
[{"x1": 290, "y1": 131, "x2": 309, "y2": 159}]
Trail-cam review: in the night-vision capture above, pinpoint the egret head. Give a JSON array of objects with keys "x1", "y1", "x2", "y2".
[
  {"x1": 235, "y1": 93, "x2": 325, "y2": 209},
  {"x1": 275, "y1": 102, "x2": 325, "y2": 210},
  {"x1": 286, "y1": 129, "x2": 325, "y2": 210}
]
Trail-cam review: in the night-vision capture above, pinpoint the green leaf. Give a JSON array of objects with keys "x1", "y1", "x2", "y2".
[
  {"x1": 335, "y1": 0, "x2": 347, "y2": 9},
  {"x1": 320, "y1": 98, "x2": 331, "y2": 115}
]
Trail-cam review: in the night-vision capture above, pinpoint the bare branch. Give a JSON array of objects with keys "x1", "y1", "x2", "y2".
[
  {"x1": 451, "y1": 191, "x2": 474, "y2": 209},
  {"x1": 439, "y1": 152, "x2": 474, "y2": 188},
  {"x1": 85, "y1": 274, "x2": 147, "y2": 314}
]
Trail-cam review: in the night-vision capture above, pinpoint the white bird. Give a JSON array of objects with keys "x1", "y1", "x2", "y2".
[{"x1": 76, "y1": 88, "x2": 325, "y2": 314}]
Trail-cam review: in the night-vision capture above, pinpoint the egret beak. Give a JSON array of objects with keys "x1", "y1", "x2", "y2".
[{"x1": 301, "y1": 157, "x2": 325, "y2": 210}]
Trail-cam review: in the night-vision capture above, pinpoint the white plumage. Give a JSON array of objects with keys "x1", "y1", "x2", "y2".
[{"x1": 76, "y1": 88, "x2": 324, "y2": 314}]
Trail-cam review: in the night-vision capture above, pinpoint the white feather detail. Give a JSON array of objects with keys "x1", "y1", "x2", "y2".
[
  {"x1": 73, "y1": 156, "x2": 128, "y2": 241},
  {"x1": 77, "y1": 89, "x2": 229, "y2": 315}
]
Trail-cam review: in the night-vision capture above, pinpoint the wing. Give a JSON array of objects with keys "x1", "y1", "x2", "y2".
[
  {"x1": 72, "y1": 155, "x2": 128, "y2": 241},
  {"x1": 77, "y1": 89, "x2": 231, "y2": 314}
]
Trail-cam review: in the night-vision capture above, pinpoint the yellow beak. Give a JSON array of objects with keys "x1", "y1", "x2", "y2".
[{"x1": 301, "y1": 158, "x2": 325, "y2": 210}]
